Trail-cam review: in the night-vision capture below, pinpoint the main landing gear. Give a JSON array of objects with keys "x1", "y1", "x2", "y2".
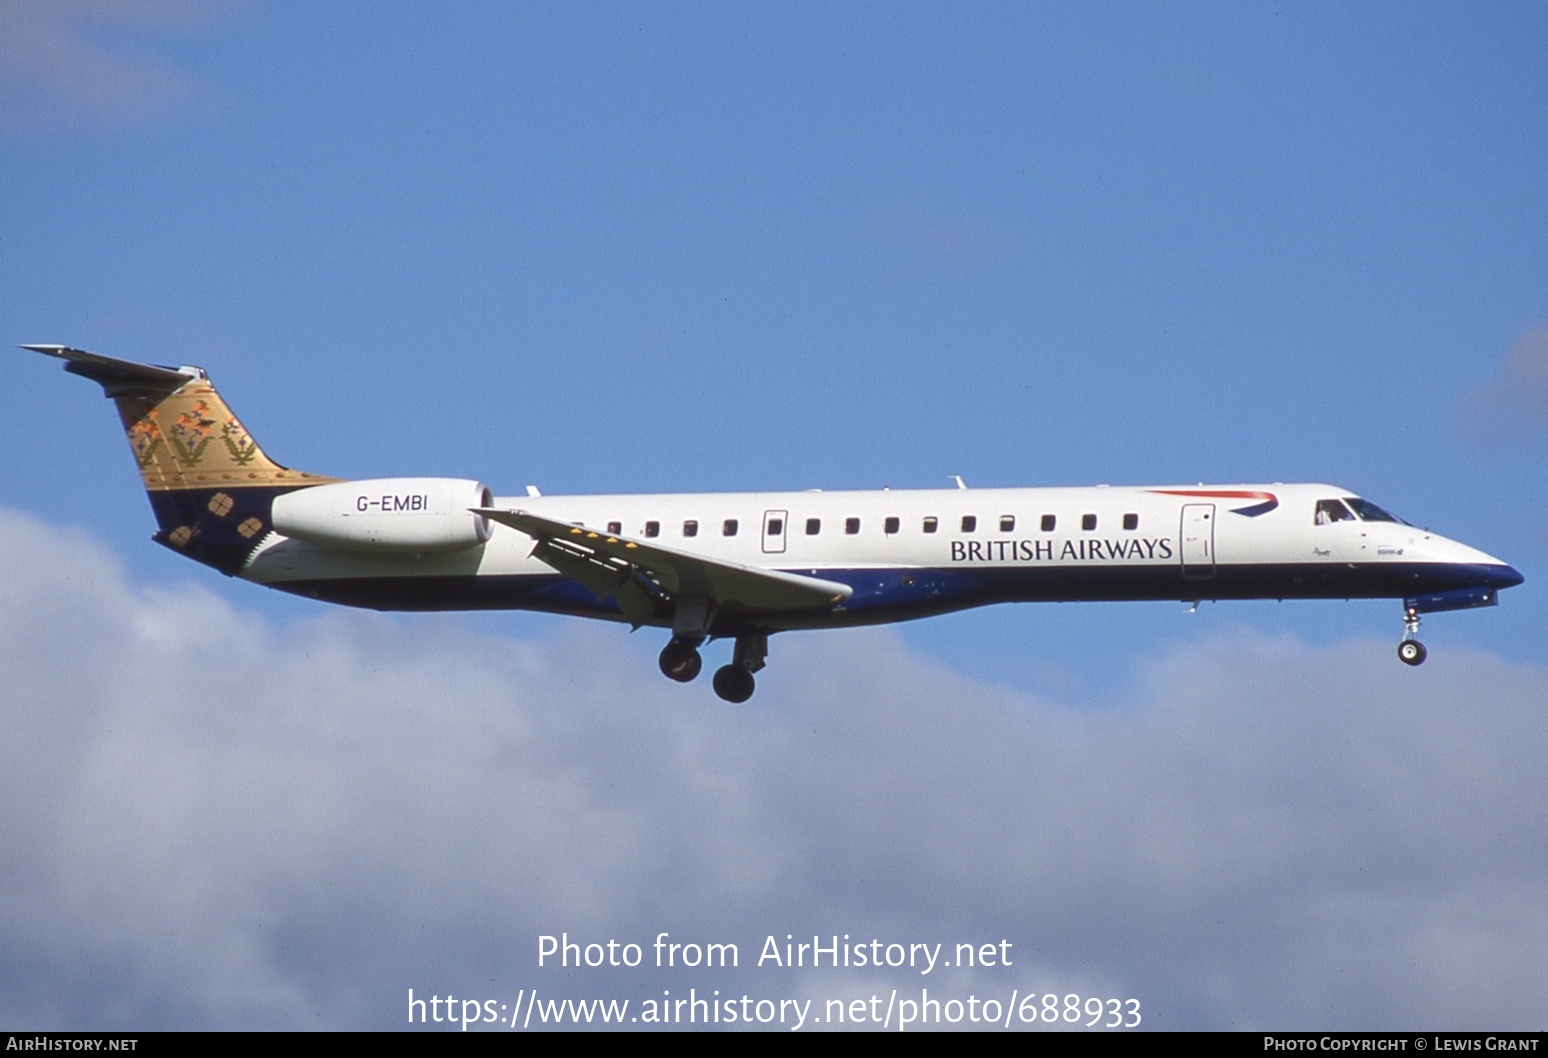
[
  {"x1": 1397, "y1": 604, "x2": 1427, "y2": 667},
  {"x1": 712, "y1": 663, "x2": 755, "y2": 704},
  {"x1": 658, "y1": 631, "x2": 768, "y2": 702},
  {"x1": 658, "y1": 637, "x2": 703, "y2": 682}
]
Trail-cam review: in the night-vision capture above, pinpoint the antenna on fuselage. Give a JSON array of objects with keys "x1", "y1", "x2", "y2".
[{"x1": 951, "y1": 475, "x2": 967, "y2": 490}]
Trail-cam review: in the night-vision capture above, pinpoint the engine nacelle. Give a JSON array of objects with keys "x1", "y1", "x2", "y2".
[{"x1": 271, "y1": 477, "x2": 494, "y2": 553}]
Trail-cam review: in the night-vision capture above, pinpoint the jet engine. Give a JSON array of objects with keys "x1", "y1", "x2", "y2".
[{"x1": 271, "y1": 477, "x2": 494, "y2": 553}]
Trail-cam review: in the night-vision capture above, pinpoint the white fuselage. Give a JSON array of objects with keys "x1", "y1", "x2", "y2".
[{"x1": 243, "y1": 482, "x2": 1517, "y2": 633}]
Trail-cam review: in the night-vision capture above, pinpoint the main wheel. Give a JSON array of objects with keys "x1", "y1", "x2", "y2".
[
  {"x1": 712, "y1": 664, "x2": 756, "y2": 703},
  {"x1": 659, "y1": 642, "x2": 703, "y2": 682},
  {"x1": 1397, "y1": 640, "x2": 1427, "y2": 666}
]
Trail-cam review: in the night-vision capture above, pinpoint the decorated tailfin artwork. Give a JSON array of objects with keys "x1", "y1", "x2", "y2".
[{"x1": 24, "y1": 345, "x2": 335, "y2": 574}]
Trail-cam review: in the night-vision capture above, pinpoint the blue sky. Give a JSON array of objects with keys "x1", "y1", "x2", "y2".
[{"x1": 1, "y1": 1, "x2": 1545, "y2": 1030}]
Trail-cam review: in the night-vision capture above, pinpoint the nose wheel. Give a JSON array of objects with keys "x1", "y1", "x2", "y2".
[{"x1": 1397, "y1": 605, "x2": 1427, "y2": 666}]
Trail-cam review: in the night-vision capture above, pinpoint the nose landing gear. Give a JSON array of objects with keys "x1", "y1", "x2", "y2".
[{"x1": 1397, "y1": 605, "x2": 1427, "y2": 666}]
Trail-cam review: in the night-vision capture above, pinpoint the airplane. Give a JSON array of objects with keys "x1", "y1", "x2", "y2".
[{"x1": 25, "y1": 344, "x2": 1524, "y2": 702}]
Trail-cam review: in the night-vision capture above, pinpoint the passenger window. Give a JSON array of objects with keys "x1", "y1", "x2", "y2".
[
  {"x1": 806, "y1": 518, "x2": 821, "y2": 535},
  {"x1": 607, "y1": 521, "x2": 621, "y2": 535},
  {"x1": 923, "y1": 516, "x2": 938, "y2": 534},
  {"x1": 845, "y1": 517, "x2": 860, "y2": 535},
  {"x1": 1123, "y1": 513, "x2": 1138, "y2": 531},
  {"x1": 723, "y1": 519, "x2": 738, "y2": 536},
  {"x1": 999, "y1": 515, "x2": 1015, "y2": 532},
  {"x1": 884, "y1": 516, "x2": 900, "y2": 535},
  {"x1": 683, "y1": 520, "x2": 698, "y2": 537},
  {"x1": 644, "y1": 521, "x2": 660, "y2": 538},
  {"x1": 1082, "y1": 514, "x2": 1097, "y2": 531},
  {"x1": 1040, "y1": 514, "x2": 1056, "y2": 532},
  {"x1": 1315, "y1": 499, "x2": 1355, "y2": 525},
  {"x1": 961, "y1": 515, "x2": 977, "y2": 532},
  {"x1": 766, "y1": 518, "x2": 783, "y2": 535}
]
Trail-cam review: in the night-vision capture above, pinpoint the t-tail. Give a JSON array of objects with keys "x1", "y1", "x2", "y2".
[{"x1": 24, "y1": 345, "x2": 336, "y2": 574}]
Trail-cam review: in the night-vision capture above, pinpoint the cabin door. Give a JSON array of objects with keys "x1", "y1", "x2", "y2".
[{"x1": 1180, "y1": 503, "x2": 1216, "y2": 579}]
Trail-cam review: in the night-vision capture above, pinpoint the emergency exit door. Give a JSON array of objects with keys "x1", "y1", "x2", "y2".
[{"x1": 762, "y1": 509, "x2": 788, "y2": 554}]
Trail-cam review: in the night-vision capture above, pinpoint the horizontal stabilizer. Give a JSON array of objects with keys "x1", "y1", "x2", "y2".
[
  {"x1": 21, "y1": 344, "x2": 198, "y2": 393},
  {"x1": 477, "y1": 507, "x2": 852, "y2": 619}
]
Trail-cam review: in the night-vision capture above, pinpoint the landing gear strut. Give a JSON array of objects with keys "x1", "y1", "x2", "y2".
[
  {"x1": 1397, "y1": 605, "x2": 1427, "y2": 666},
  {"x1": 713, "y1": 631, "x2": 768, "y2": 703},
  {"x1": 659, "y1": 638, "x2": 703, "y2": 682}
]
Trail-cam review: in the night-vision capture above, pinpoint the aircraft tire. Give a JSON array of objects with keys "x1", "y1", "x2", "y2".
[
  {"x1": 1397, "y1": 640, "x2": 1427, "y2": 666},
  {"x1": 712, "y1": 664, "x2": 755, "y2": 703},
  {"x1": 660, "y1": 642, "x2": 703, "y2": 682}
]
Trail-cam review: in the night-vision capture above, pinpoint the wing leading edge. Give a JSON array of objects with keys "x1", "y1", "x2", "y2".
[{"x1": 477, "y1": 507, "x2": 852, "y2": 626}]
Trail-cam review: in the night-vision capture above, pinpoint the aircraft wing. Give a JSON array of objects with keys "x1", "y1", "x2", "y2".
[{"x1": 476, "y1": 507, "x2": 852, "y2": 626}]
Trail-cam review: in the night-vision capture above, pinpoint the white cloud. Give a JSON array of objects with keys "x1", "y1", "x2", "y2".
[
  {"x1": 0, "y1": 0, "x2": 233, "y2": 130},
  {"x1": 1471, "y1": 327, "x2": 1548, "y2": 444},
  {"x1": 0, "y1": 505, "x2": 1544, "y2": 1030}
]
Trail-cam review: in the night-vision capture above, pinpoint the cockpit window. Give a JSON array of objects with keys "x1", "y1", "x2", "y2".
[
  {"x1": 1346, "y1": 497, "x2": 1407, "y2": 524},
  {"x1": 1315, "y1": 499, "x2": 1356, "y2": 525}
]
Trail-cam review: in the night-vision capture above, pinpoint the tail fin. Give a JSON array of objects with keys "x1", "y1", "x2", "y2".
[{"x1": 25, "y1": 345, "x2": 335, "y2": 573}]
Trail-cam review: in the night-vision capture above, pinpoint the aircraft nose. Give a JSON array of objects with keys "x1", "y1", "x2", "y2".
[{"x1": 1489, "y1": 564, "x2": 1525, "y2": 590}]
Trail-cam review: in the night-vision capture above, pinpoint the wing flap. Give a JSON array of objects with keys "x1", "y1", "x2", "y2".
[
  {"x1": 525, "y1": 530, "x2": 665, "y2": 625},
  {"x1": 478, "y1": 508, "x2": 852, "y2": 617}
]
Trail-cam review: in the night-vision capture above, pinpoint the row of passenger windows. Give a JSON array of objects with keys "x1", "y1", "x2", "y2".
[{"x1": 614, "y1": 513, "x2": 1143, "y2": 539}]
